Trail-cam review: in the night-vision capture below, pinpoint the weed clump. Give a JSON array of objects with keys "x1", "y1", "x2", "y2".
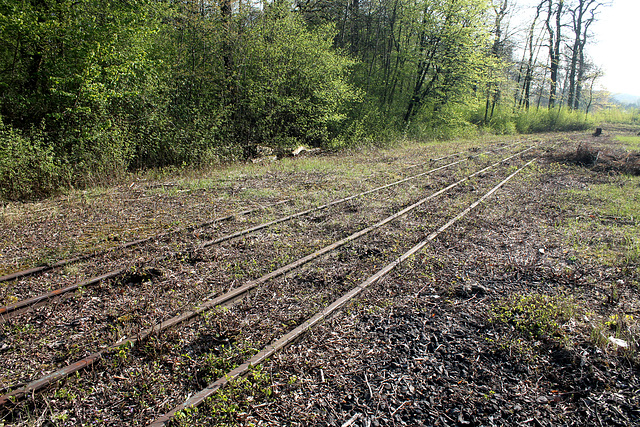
[
  {"x1": 591, "y1": 312, "x2": 639, "y2": 364},
  {"x1": 490, "y1": 293, "x2": 576, "y2": 340},
  {"x1": 174, "y1": 365, "x2": 274, "y2": 426}
]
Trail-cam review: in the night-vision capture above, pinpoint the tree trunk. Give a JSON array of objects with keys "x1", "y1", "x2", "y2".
[
  {"x1": 350, "y1": 0, "x2": 360, "y2": 54},
  {"x1": 221, "y1": 0, "x2": 233, "y2": 75},
  {"x1": 522, "y1": 2, "x2": 543, "y2": 110},
  {"x1": 546, "y1": 0, "x2": 563, "y2": 108}
]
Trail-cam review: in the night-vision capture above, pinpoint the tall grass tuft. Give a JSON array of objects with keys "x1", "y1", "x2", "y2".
[
  {"x1": 513, "y1": 108, "x2": 594, "y2": 133},
  {"x1": 593, "y1": 108, "x2": 640, "y2": 124}
]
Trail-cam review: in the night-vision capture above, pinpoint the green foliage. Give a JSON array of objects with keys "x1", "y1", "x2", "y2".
[
  {"x1": 409, "y1": 102, "x2": 481, "y2": 140},
  {"x1": 402, "y1": 0, "x2": 491, "y2": 121},
  {"x1": 593, "y1": 107, "x2": 640, "y2": 124},
  {"x1": 514, "y1": 108, "x2": 594, "y2": 133},
  {"x1": 490, "y1": 293, "x2": 576, "y2": 340},
  {"x1": 479, "y1": 105, "x2": 518, "y2": 135},
  {"x1": 133, "y1": 0, "x2": 232, "y2": 167},
  {"x1": 53, "y1": 387, "x2": 77, "y2": 401},
  {"x1": 0, "y1": 121, "x2": 60, "y2": 200},
  {"x1": 0, "y1": 0, "x2": 363, "y2": 199},
  {"x1": 234, "y1": 5, "x2": 360, "y2": 152},
  {"x1": 0, "y1": 0, "x2": 159, "y2": 124},
  {"x1": 0, "y1": 0, "x2": 627, "y2": 200},
  {"x1": 339, "y1": 0, "x2": 494, "y2": 134},
  {"x1": 175, "y1": 365, "x2": 273, "y2": 426},
  {"x1": 473, "y1": 106, "x2": 594, "y2": 134},
  {"x1": 0, "y1": 0, "x2": 169, "y2": 186}
]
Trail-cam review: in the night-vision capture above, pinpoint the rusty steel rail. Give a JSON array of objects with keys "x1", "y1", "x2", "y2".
[
  {"x1": 198, "y1": 157, "x2": 471, "y2": 249},
  {"x1": 0, "y1": 150, "x2": 490, "y2": 320},
  {"x1": 405, "y1": 141, "x2": 521, "y2": 169},
  {"x1": 149, "y1": 159, "x2": 538, "y2": 426},
  {"x1": 0, "y1": 141, "x2": 519, "y2": 284},
  {"x1": 0, "y1": 147, "x2": 533, "y2": 407},
  {"x1": 404, "y1": 149, "x2": 466, "y2": 169},
  {"x1": 196, "y1": 143, "x2": 524, "y2": 251},
  {"x1": 0, "y1": 200, "x2": 291, "y2": 283},
  {"x1": 0, "y1": 269, "x2": 127, "y2": 319}
]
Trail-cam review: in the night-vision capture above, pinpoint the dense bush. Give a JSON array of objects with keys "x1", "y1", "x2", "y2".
[
  {"x1": 0, "y1": 122, "x2": 60, "y2": 200},
  {"x1": 230, "y1": 7, "x2": 360, "y2": 154},
  {"x1": 593, "y1": 108, "x2": 640, "y2": 125},
  {"x1": 473, "y1": 105, "x2": 594, "y2": 135},
  {"x1": 0, "y1": 0, "x2": 361, "y2": 198}
]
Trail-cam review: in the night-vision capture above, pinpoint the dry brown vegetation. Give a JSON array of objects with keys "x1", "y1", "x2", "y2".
[{"x1": 0, "y1": 130, "x2": 638, "y2": 426}]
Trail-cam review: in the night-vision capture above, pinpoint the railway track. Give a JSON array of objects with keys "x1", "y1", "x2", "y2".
[
  {"x1": 150, "y1": 159, "x2": 536, "y2": 426},
  {"x1": 0, "y1": 141, "x2": 517, "y2": 286},
  {"x1": 0, "y1": 149, "x2": 469, "y2": 285},
  {"x1": 0, "y1": 199, "x2": 291, "y2": 283},
  {"x1": 0, "y1": 143, "x2": 519, "y2": 321},
  {"x1": 0, "y1": 144, "x2": 538, "y2": 425}
]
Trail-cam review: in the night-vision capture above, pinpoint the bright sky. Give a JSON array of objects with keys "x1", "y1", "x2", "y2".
[
  {"x1": 514, "y1": 0, "x2": 640, "y2": 97},
  {"x1": 588, "y1": 0, "x2": 640, "y2": 96}
]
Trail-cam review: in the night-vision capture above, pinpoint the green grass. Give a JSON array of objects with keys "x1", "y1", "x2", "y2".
[
  {"x1": 615, "y1": 135, "x2": 640, "y2": 151},
  {"x1": 594, "y1": 107, "x2": 640, "y2": 124},
  {"x1": 563, "y1": 176, "x2": 640, "y2": 269}
]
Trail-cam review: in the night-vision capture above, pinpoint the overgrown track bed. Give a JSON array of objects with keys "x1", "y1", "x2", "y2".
[
  {"x1": 147, "y1": 160, "x2": 537, "y2": 426},
  {"x1": 0, "y1": 142, "x2": 534, "y2": 424},
  {"x1": 3, "y1": 133, "x2": 638, "y2": 426},
  {"x1": 0, "y1": 199, "x2": 294, "y2": 284},
  {"x1": 0, "y1": 142, "x2": 520, "y2": 310},
  {"x1": 0, "y1": 140, "x2": 529, "y2": 282},
  {"x1": 0, "y1": 143, "x2": 532, "y2": 324},
  {"x1": 195, "y1": 133, "x2": 638, "y2": 427}
]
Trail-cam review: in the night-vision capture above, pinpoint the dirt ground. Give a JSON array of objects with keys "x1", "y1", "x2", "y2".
[{"x1": 0, "y1": 128, "x2": 638, "y2": 426}]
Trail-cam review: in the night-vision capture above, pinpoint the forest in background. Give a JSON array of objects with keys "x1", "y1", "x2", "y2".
[{"x1": 1, "y1": 0, "x2": 639, "y2": 200}]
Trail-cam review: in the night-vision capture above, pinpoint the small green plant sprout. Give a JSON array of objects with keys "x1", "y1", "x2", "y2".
[
  {"x1": 54, "y1": 387, "x2": 77, "y2": 401},
  {"x1": 490, "y1": 293, "x2": 576, "y2": 340},
  {"x1": 590, "y1": 311, "x2": 638, "y2": 359},
  {"x1": 173, "y1": 405, "x2": 198, "y2": 426},
  {"x1": 114, "y1": 340, "x2": 134, "y2": 366},
  {"x1": 483, "y1": 390, "x2": 496, "y2": 401},
  {"x1": 605, "y1": 313, "x2": 634, "y2": 333},
  {"x1": 51, "y1": 410, "x2": 70, "y2": 422},
  {"x1": 606, "y1": 313, "x2": 638, "y2": 349}
]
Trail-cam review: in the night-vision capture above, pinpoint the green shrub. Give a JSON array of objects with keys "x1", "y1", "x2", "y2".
[
  {"x1": 408, "y1": 102, "x2": 480, "y2": 141},
  {"x1": 233, "y1": 7, "x2": 360, "y2": 152},
  {"x1": 488, "y1": 112, "x2": 517, "y2": 135},
  {"x1": 66, "y1": 118, "x2": 133, "y2": 185},
  {"x1": 0, "y1": 122, "x2": 61, "y2": 200},
  {"x1": 469, "y1": 102, "x2": 595, "y2": 136}
]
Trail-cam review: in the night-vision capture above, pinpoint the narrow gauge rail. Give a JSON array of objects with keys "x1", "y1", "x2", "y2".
[
  {"x1": 0, "y1": 141, "x2": 520, "y2": 286},
  {"x1": 0, "y1": 148, "x2": 471, "y2": 285},
  {"x1": 0, "y1": 147, "x2": 533, "y2": 412},
  {"x1": 0, "y1": 200, "x2": 291, "y2": 283},
  {"x1": 150, "y1": 159, "x2": 537, "y2": 426},
  {"x1": 0, "y1": 145, "x2": 517, "y2": 321}
]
